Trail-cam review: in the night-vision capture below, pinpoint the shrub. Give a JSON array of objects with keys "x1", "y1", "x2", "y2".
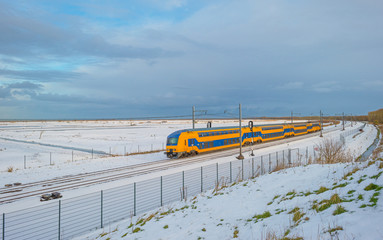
[
  {"x1": 316, "y1": 138, "x2": 352, "y2": 164},
  {"x1": 7, "y1": 166, "x2": 14, "y2": 172}
]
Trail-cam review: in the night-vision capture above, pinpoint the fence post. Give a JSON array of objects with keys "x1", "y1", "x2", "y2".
[
  {"x1": 160, "y1": 176, "x2": 163, "y2": 206},
  {"x1": 252, "y1": 158, "x2": 254, "y2": 178},
  {"x1": 58, "y1": 200, "x2": 61, "y2": 240},
  {"x1": 3, "y1": 213, "x2": 5, "y2": 240},
  {"x1": 134, "y1": 182, "x2": 136, "y2": 216},
  {"x1": 216, "y1": 163, "x2": 219, "y2": 186},
  {"x1": 261, "y1": 156, "x2": 263, "y2": 175},
  {"x1": 283, "y1": 150, "x2": 285, "y2": 165},
  {"x1": 24, "y1": 155, "x2": 26, "y2": 169},
  {"x1": 182, "y1": 171, "x2": 185, "y2": 200},
  {"x1": 288, "y1": 149, "x2": 291, "y2": 165},
  {"x1": 269, "y1": 153, "x2": 271, "y2": 173},
  {"x1": 124, "y1": 146, "x2": 126, "y2": 155},
  {"x1": 101, "y1": 190, "x2": 103, "y2": 228},
  {"x1": 200, "y1": 167, "x2": 203, "y2": 192},
  {"x1": 230, "y1": 161, "x2": 232, "y2": 183},
  {"x1": 92, "y1": 149, "x2": 94, "y2": 159},
  {"x1": 241, "y1": 159, "x2": 244, "y2": 181},
  {"x1": 298, "y1": 149, "x2": 300, "y2": 163},
  {"x1": 276, "y1": 152, "x2": 278, "y2": 168}
]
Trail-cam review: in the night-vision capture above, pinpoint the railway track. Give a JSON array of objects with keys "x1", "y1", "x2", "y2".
[{"x1": 0, "y1": 125, "x2": 345, "y2": 204}]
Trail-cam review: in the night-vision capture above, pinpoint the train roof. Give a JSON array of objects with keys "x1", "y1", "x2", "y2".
[{"x1": 167, "y1": 122, "x2": 320, "y2": 137}]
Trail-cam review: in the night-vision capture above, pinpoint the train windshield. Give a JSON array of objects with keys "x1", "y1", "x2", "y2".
[{"x1": 167, "y1": 137, "x2": 178, "y2": 145}]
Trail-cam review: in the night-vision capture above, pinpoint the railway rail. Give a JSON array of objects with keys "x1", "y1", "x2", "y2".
[{"x1": 0, "y1": 125, "x2": 344, "y2": 204}]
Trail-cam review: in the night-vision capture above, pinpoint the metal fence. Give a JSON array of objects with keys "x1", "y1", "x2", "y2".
[
  {"x1": 0, "y1": 126, "x2": 365, "y2": 240},
  {"x1": 5, "y1": 143, "x2": 167, "y2": 171},
  {"x1": 340, "y1": 124, "x2": 365, "y2": 144}
]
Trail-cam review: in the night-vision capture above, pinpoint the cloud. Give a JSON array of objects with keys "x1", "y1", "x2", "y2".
[
  {"x1": 8, "y1": 81, "x2": 42, "y2": 90},
  {"x1": 0, "y1": 81, "x2": 42, "y2": 99},
  {"x1": 1, "y1": 0, "x2": 383, "y2": 119},
  {"x1": 0, "y1": 69, "x2": 79, "y2": 82},
  {"x1": 0, "y1": 2, "x2": 179, "y2": 60}
]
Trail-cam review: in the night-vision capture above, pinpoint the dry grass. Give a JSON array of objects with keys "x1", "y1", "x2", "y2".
[
  {"x1": 372, "y1": 124, "x2": 383, "y2": 159},
  {"x1": 316, "y1": 138, "x2": 352, "y2": 164},
  {"x1": 272, "y1": 161, "x2": 288, "y2": 172},
  {"x1": 7, "y1": 166, "x2": 14, "y2": 172},
  {"x1": 369, "y1": 109, "x2": 383, "y2": 124},
  {"x1": 343, "y1": 166, "x2": 360, "y2": 180}
]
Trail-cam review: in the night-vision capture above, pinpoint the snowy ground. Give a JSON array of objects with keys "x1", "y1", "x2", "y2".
[
  {"x1": 76, "y1": 124, "x2": 382, "y2": 240},
  {"x1": 0, "y1": 119, "x2": 309, "y2": 184},
  {"x1": 0, "y1": 121, "x2": 362, "y2": 213}
]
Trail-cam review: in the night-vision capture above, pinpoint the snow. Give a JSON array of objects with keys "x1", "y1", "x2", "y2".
[
  {"x1": 75, "y1": 135, "x2": 383, "y2": 240},
  {"x1": 1, "y1": 119, "x2": 380, "y2": 239},
  {"x1": 0, "y1": 119, "x2": 313, "y2": 185}
]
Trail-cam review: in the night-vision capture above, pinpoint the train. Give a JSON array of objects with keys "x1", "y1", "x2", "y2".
[{"x1": 165, "y1": 121, "x2": 321, "y2": 158}]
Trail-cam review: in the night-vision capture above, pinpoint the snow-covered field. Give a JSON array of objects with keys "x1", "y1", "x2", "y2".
[
  {"x1": 0, "y1": 119, "x2": 304, "y2": 184},
  {"x1": 76, "y1": 124, "x2": 382, "y2": 240},
  {"x1": 1, "y1": 119, "x2": 378, "y2": 240}
]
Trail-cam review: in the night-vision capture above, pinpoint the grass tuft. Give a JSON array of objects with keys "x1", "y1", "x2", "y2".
[
  {"x1": 329, "y1": 193, "x2": 342, "y2": 204},
  {"x1": 364, "y1": 183, "x2": 379, "y2": 191},
  {"x1": 333, "y1": 205, "x2": 347, "y2": 215},
  {"x1": 253, "y1": 211, "x2": 272, "y2": 221},
  {"x1": 292, "y1": 210, "x2": 305, "y2": 224},
  {"x1": 315, "y1": 186, "x2": 329, "y2": 194},
  {"x1": 332, "y1": 182, "x2": 348, "y2": 190}
]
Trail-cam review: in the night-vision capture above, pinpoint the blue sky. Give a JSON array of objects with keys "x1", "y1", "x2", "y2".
[{"x1": 0, "y1": 0, "x2": 382, "y2": 119}]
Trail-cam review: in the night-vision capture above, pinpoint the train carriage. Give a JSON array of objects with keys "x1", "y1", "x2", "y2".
[{"x1": 166, "y1": 122, "x2": 321, "y2": 158}]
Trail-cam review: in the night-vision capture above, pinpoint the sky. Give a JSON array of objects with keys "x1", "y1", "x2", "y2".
[{"x1": 0, "y1": 0, "x2": 382, "y2": 120}]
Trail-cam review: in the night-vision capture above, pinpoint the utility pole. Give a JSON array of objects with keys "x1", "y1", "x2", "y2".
[
  {"x1": 250, "y1": 121, "x2": 254, "y2": 156},
  {"x1": 237, "y1": 103, "x2": 244, "y2": 160},
  {"x1": 342, "y1": 112, "x2": 345, "y2": 131},
  {"x1": 192, "y1": 106, "x2": 207, "y2": 129},
  {"x1": 320, "y1": 110, "x2": 323, "y2": 137},
  {"x1": 291, "y1": 111, "x2": 293, "y2": 123},
  {"x1": 192, "y1": 106, "x2": 195, "y2": 129}
]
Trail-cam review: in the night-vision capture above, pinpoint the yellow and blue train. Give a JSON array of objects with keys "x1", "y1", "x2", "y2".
[{"x1": 165, "y1": 122, "x2": 321, "y2": 158}]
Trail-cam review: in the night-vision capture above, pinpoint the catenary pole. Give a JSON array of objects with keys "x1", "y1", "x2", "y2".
[
  {"x1": 237, "y1": 103, "x2": 244, "y2": 160},
  {"x1": 192, "y1": 106, "x2": 195, "y2": 129}
]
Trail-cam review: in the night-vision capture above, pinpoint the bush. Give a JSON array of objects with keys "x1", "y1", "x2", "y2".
[{"x1": 316, "y1": 138, "x2": 351, "y2": 164}]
